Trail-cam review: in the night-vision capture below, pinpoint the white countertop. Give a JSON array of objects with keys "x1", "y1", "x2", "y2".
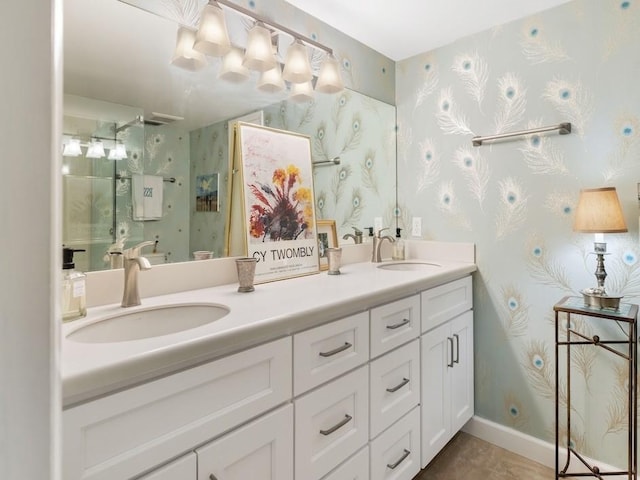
[{"x1": 62, "y1": 247, "x2": 476, "y2": 407}]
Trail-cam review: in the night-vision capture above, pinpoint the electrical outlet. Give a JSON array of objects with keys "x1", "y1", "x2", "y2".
[
  {"x1": 374, "y1": 217, "x2": 383, "y2": 233},
  {"x1": 411, "y1": 217, "x2": 422, "y2": 237}
]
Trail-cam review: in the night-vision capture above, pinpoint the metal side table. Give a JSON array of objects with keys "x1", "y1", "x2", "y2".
[{"x1": 554, "y1": 296, "x2": 637, "y2": 480}]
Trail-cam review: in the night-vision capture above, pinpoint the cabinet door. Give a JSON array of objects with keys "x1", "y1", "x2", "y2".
[
  {"x1": 137, "y1": 453, "x2": 196, "y2": 479},
  {"x1": 370, "y1": 406, "x2": 420, "y2": 480},
  {"x1": 196, "y1": 404, "x2": 293, "y2": 480},
  {"x1": 450, "y1": 310, "x2": 474, "y2": 433},
  {"x1": 420, "y1": 322, "x2": 451, "y2": 468}
]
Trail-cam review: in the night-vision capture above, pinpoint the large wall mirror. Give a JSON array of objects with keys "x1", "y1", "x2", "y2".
[{"x1": 63, "y1": 0, "x2": 397, "y2": 272}]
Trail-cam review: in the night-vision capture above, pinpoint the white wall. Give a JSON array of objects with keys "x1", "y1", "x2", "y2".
[{"x1": 0, "y1": 2, "x2": 61, "y2": 479}]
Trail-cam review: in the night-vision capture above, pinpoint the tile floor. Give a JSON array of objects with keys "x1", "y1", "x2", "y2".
[{"x1": 414, "y1": 432, "x2": 553, "y2": 479}]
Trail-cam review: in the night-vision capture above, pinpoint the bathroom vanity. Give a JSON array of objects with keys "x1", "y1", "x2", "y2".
[{"x1": 61, "y1": 242, "x2": 475, "y2": 480}]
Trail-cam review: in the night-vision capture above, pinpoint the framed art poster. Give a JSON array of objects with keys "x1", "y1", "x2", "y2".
[
  {"x1": 316, "y1": 220, "x2": 338, "y2": 271},
  {"x1": 233, "y1": 122, "x2": 320, "y2": 283}
]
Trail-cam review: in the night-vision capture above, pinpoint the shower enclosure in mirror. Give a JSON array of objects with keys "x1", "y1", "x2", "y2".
[{"x1": 63, "y1": 0, "x2": 397, "y2": 272}]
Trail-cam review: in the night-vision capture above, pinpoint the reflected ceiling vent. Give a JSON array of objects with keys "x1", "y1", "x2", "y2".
[{"x1": 144, "y1": 112, "x2": 184, "y2": 126}]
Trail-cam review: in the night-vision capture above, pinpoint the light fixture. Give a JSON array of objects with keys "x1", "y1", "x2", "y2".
[
  {"x1": 193, "y1": 1, "x2": 231, "y2": 57},
  {"x1": 282, "y1": 39, "x2": 313, "y2": 83},
  {"x1": 85, "y1": 139, "x2": 106, "y2": 159},
  {"x1": 243, "y1": 22, "x2": 276, "y2": 72},
  {"x1": 257, "y1": 65, "x2": 285, "y2": 93},
  {"x1": 290, "y1": 81, "x2": 314, "y2": 103},
  {"x1": 315, "y1": 53, "x2": 344, "y2": 94},
  {"x1": 63, "y1": 138, "x2": 82, "y2": 157},
  {"x1": 573, "y1": 186, "x2": 628, "y2": 310},
  {"x1": 108, "y1": 142, "x2": 128, "y2": 160},
  {"x1": 218, "y1": 46, "x2": 250, "y2": 82},
  {"x1": 171, "y1": 26, "x2": 207, "y2": 71}
]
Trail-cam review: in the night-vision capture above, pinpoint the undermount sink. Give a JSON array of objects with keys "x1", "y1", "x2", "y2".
[
  {"x1": 377, "y1": 261, "x2": 442, "y2": 272},
  {"x1": 66, "y1": 303, "x2": 230, "y2": 343}
]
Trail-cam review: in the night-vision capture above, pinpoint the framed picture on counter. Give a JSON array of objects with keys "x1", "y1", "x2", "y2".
[{"x1": 316, "y1": 219, "x2": 338, "y2": 271}]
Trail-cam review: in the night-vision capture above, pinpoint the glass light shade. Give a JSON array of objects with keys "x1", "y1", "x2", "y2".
[
  {"x1": 290, "y1": 81, "x2": 314, "y2": 103},
  {"x1": 573, "y1": 187, "x2": 628, "y2": 233},
  {"x1": 193, "y1": 2, "x2": 230, "y2": 57},
  {"x1": 63, "y1": 138, "x2": 82, "y2": 157},
  {"x1": 86, "y1": 140, "x2": 106, "y2": 159},
  {"x1": 243, "y1": 22, "x2": 276, "y2": 72},
  {"x1": 218, "y1": 46, "x2": 249, "y2": 82},
  {"x1": 257, "y1": 65, "x2": 285, "y2": 93},
  {"x1": 315, "y1": 54, "x2": 344, "y2": 94},
  {"x1": 282, "y1": 39, "x2": 312, "y2": 83},
  {"x1": 108, "y1": 142, "x2": 127, "y2": 160},
  {"x1": 171, "y1": 27, "x2": 207, "y2": 71}
]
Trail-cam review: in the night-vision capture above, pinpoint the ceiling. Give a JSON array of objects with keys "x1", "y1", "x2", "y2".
[{"x1": 285, "y1": 0, "x2": 573, "y2": 61}]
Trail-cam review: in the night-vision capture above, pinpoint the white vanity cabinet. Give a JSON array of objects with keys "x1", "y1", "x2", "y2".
[
  {"x1": 420, "y1": 277, "x2": 474, "y2": 468},
  {"x1": 63, "y1": 337, "x2": 292, "y2": 480}
]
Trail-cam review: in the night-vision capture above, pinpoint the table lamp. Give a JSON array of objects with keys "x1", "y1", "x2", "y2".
[{"x1": 573, "y1": 187, "x2": 627, "y2": 310}]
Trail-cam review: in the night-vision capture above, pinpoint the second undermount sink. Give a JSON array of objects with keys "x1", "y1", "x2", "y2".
[
  {"x1": 66, "y1": 303, "x2": 230, "y2": 343},
  {"x1": 377, "y1": 261, "x2": 442, "y2": 272}
]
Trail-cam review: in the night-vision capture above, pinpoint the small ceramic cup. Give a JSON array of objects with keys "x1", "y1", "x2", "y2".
[
  {"x1": 236, "y1": 257, "x2": 258, "y2": 292},
  {"x1": 326, "y1": 247, "x2": 342, "y2": 275}
]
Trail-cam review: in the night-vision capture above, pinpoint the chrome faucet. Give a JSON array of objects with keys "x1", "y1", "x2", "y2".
[
  {"x1": 372, "y1": 228, "x2": 395, "y2": 263},
  {"x1": 342, "y1": 227, "x2": 363, "y2": 244},
  {"x1": 121, "y1": 241, "x2": 154, "y2": 307}
]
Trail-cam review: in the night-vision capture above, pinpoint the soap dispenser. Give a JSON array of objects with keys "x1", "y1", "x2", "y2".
[
  {"x1": 62, "y1": 247, "x2": 87, "y2": 322},
  {"x1": 392, "y1": 227, "x2": 405, "y2": 261}
]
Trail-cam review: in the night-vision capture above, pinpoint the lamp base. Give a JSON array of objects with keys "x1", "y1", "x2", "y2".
[{"x1": 581, "y1": 288, "x2": 623, "y2": 311}]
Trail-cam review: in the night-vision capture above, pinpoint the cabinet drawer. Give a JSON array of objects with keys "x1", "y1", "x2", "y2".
[
  {"x1": 136, "y1": 452, "x2": 196, "y2": 480},
  {"x1": 63, "y1": 337, "x2": 292, "y2": 480},
  {"x1": 322, "y1": 446, "x2": 369, "y2": 480},
  {"x1": 370, "y1": 295, "x2": 420, "y2": 359},
  {"x1": 295, "y1": 366, "x2": 369, "y2": 480},
  {"x1": 369, "y1": 339, "x2": 420, "y2": 439},
  {"x1": 370, "y1": 406, "x2": 421, "y2": 480},
  {"x1": 196, "y1": 404, "x2": 293, "y2": 480},
  {"x1": 294, "y1": 312, "x2": 369, "y2": 395},
  {"x1": 421, "y1": 276, "x2": 472, "y2": 333}
]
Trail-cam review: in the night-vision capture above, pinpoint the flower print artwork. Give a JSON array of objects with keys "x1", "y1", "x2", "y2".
[{"x1": 249, "y1": 164, "x2": 314, "y2": 242}]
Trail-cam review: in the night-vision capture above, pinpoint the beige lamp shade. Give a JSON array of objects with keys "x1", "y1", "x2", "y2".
[
  {"x1": 315, "y1": 54, "x2": 344, "y2": 94},
  {"x1": 243, "y1": 22, "x2": 277, "y2": 72},
  {"x1": 257, "y1": 65, "x2": 285, "y2": 93},
  {"x1": 193, "y1": 1, "x2": 231, "y2": 57},
  {"x1": 171, "y1": 27, "x2": 207, "y2": 71},
  {"x1": 573, "y1": 187, "x2": 628, "y2": 233},
  {"x1": 290, "y1": 81, "x2": 314, "y2": 102}
]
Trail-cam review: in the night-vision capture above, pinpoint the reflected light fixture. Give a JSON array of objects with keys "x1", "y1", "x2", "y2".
[
  {"x1": 171, "y1": 26, "x2": 207, "y2": 71},
  {"x1": 290, "y1": 81, "x2": 314, "y2": 103},
  {"x1": 63, "y1": 138, "x2": 82, "y2": 157},
  {"x1": 243, "y1": 22, "x2": 276, "y2": 72},
  {"x1": 315, "y1": 53, "x2": 344, "y2": 94},
  {"x1": 193, "y1": 1, "x2": 231, "y2": 56},
  {"x1": 108, "y1": 142, "x2": 128, "y2": 160},
  {"x1": 257, "y1": 65, "x2": 285, "y2": 93},
  {"x1": 85, "y1": 139, "x2": 106, "y2": 159},
  {"x1": 218, "y1": 46, "x2": 250, "y2": 82},
  {"x1": 282, "y1": 39, "x2": 313, "y2": 83},
  {"x1": 573, "y1": 186, "x2": 628, "y2": 310}
]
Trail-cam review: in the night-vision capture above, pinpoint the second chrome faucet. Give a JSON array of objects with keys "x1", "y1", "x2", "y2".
[{"x1": 372, "y1": 228, "x2": 395, "y2": 263}]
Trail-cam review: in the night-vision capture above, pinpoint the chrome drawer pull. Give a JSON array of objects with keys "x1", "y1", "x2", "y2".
[
  {"x1": 453, "y1": 333, "x2": 460, "y2": 364},
  {"x1": 387, "y1": 449, "x2": 411, "y2": 469},
  {"x1": 319, "y1": 414, "x2": 353, "y2": 436},
  {"x1": 447, "y1": 337, "x2": 454, "y2": 367},
  {"x1": 386, "y1": 318, "x2": 410, "y2": 330},
  {"x1": 319, "y1": 342, "x2": 352, "y2": 357},
  {"x1": 386, "y1": 377, "x2": 410, "y2": 393}
]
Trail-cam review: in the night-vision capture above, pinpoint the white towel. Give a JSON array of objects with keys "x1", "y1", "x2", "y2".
[{"x1": 132, "y1": 174, "x2": 163, "y2": 221}]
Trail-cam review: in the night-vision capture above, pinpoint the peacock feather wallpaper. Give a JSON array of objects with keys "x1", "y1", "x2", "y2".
[{"x1": 397, "y1": 0, "x2": 640, "y2": 467}]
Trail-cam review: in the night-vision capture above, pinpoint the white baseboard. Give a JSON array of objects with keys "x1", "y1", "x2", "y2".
[{"x1": 462, "y1": 416, "x2": 620, "y2": 474}]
